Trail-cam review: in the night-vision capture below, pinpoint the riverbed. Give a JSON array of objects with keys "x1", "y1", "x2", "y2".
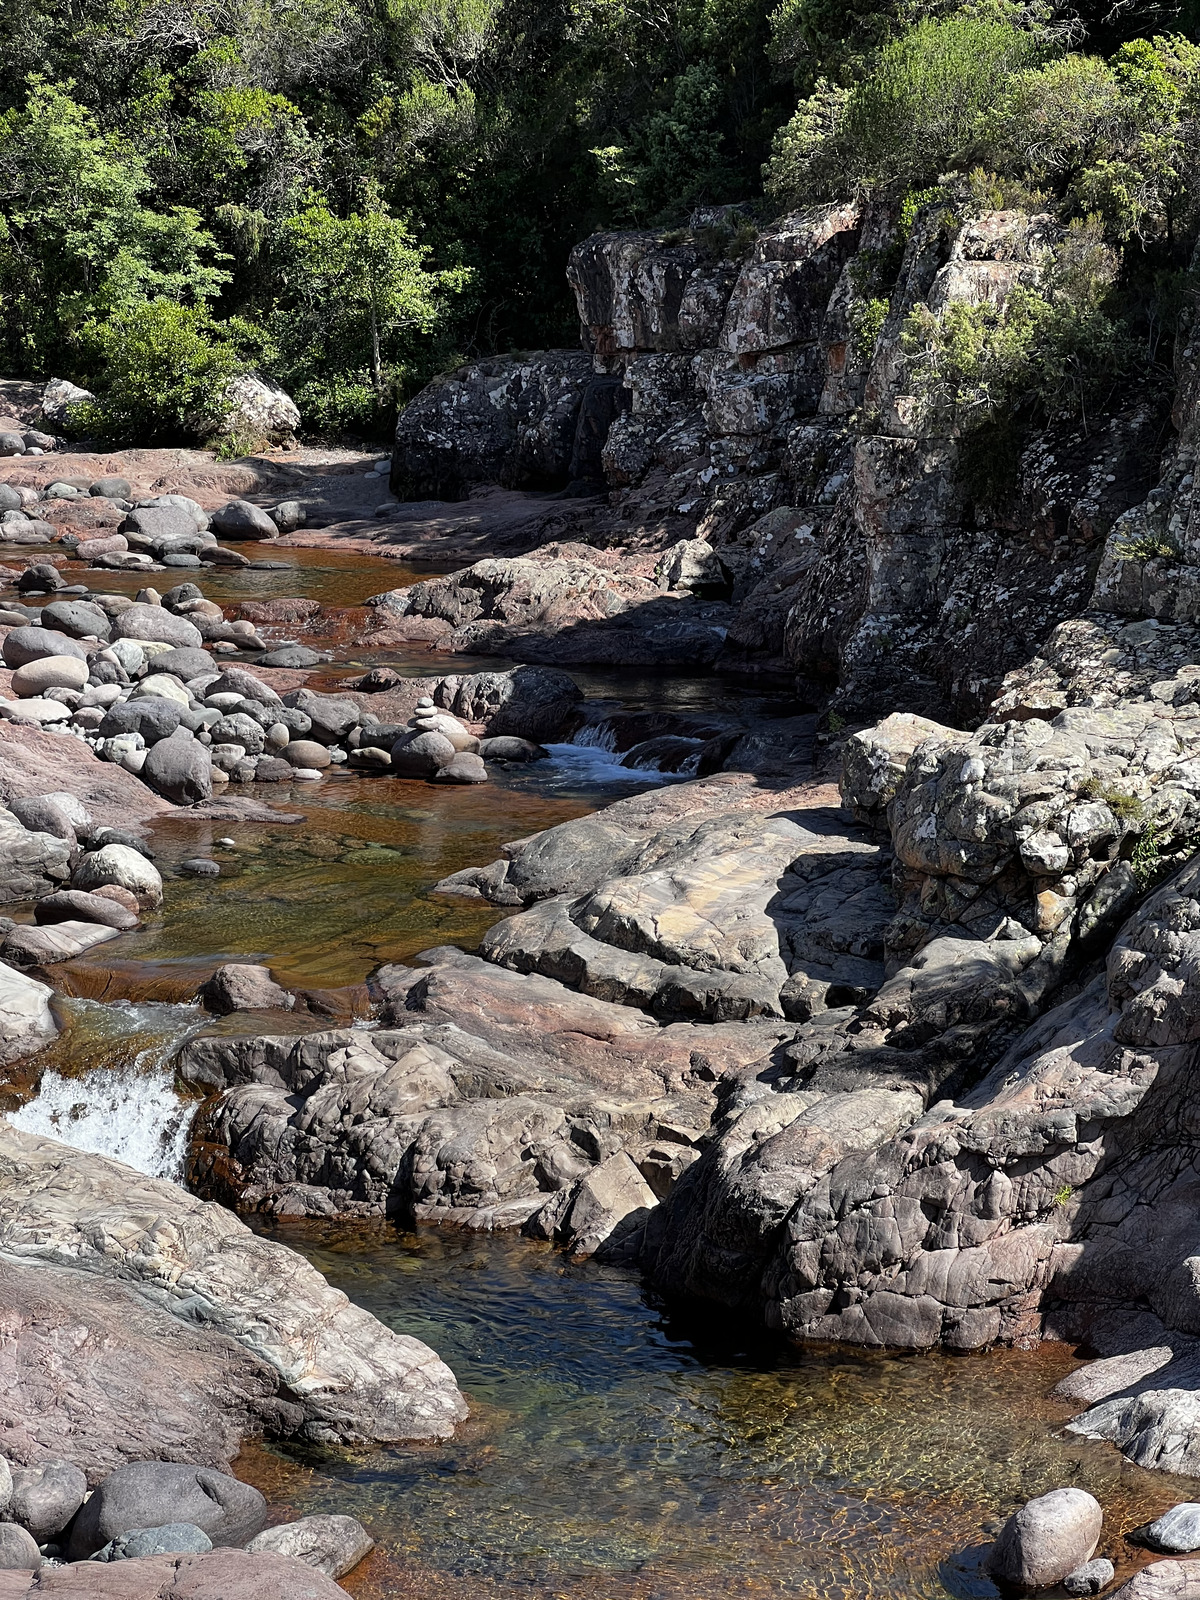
[{"x1": 3, "y1": 526, "x2": 1183, "y2": 1598}]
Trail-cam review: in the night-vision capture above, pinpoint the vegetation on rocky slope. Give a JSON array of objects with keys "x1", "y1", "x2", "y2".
[{"x1": 0, "y1": 0, "x2": 1196, "y2": 442}]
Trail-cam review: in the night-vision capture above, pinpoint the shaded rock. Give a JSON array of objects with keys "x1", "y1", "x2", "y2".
[
  {"x1": 92, "y1": 1523, "x2": 213, "y2": 1562},
  {"x1": 146, "y1": 647, "x2": 215, "y2": 680},
  {"x1": 141, "y1": 737, "x2": 212, "y2": 806},
  {"x1": 478, "y1": 736, "x2": 547, "y2": 762},
  {"x1": 197, "y1": 964, "x2": 295, "y2": 1015},
  {"x1": 40, "y1": 600, "x2": 112, "y2": 641},
  {"x1": 67, "y1": 1462, "x2": 267, "y2": 1560},
  {"x1": 5, "y1": 797, "x2": 76, "y2": 842},
  {"x1": 390, "y1": 729, "x2": 454, "y2": 777},
  {"x1": 1065, "y1": 1558, "x2": 1116, "y2": 1595},
  {"x1": 246, "y1": 1515, "x2": 373, "y2": 1579},
  {"x1": 98, "y1": 699, "x2": 181, "y2": 745},
  {"x1": 34, "y1": 891, "x2": 139, "y2": 931},
  {"x1": 986, "y1": 1489, "x2": 1103, "y2": 1589},
  {"x1": 7, "y1": 1460, "x2": 87, "y2": 1541},
  {"x1": 280, "y1": 689, "x2": 359, "y2": 742},
  {"x1": 91, "y1": 477, "x2": 132, "y2": 500},
  {"x1": 206, "y1": 668, "x2": 282, "y2": 706},
  {"x1": 0, "y1": 1524, "x2": 40, "y2": 1571},
  {"x1": 257, "y1": 645, "x2": 322, "y2": 668},
  {"x1": 0, "y1": 809, "x2": 72, "y2": 903},
  {"x1": 40, "y1": 378, "x2": 95, "y2": 427},
  {"x1": 430, "y1": 751, "x2": 488, "y2": 784}
]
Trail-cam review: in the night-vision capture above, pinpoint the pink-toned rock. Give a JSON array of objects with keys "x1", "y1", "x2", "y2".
[
  {"x1": 2, "y1": 1547, "x2": 351, "y2": 1596},
  {"x1": 76, "y1": 534, "x2": 129, "y2": 560},
  {"x1": 1110, "y1": 1561, "x2": 1200, "y2": 1600},
  {"x1": 0, "y1": 722, "x2": 170, "y2": 827}
]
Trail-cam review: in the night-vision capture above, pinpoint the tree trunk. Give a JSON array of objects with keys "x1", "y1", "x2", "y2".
[{"x1": 370, "y1": 298, "x2": 383, "y2": 403}]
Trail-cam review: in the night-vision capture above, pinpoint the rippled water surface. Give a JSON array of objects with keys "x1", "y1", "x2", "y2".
[{"x1": 237, "y1": 1224, "x2": 1186, "y2": 1600}]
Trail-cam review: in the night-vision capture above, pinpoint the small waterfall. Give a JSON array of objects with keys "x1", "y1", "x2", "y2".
[{"x1": 9, "y1": 999, "x2": 204, "y2": 1184}]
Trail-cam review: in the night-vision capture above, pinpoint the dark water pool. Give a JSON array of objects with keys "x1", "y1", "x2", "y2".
[{"x1": 235, "y1": 1224, "x2": 1184, "y2": 1600}]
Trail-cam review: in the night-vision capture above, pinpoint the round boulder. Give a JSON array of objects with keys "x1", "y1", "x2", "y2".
[
  {"x1": 0, "y1": 1523, "x2": 41, "y2": 1572},
  {"x1": 197, "y1": 962, "x2": 295, "y2": 1014},
  {"x1": 8, "y1": 1460, "x2": 88, "y2": 1542},
  {"x1": 431, "y1": 751, "x2": 489, "y2": 784},
  {"x1": 73, "y1": 843, "x2": 164, "y2": 908},
  {"x1": 2, "y1": 626, "x2": 88, "y2": 669},
  {"x1": 111, "y1": 602, "x2": 202, "y2": 650},
  {"x1": 11, "y1": 654, "x2": 90, "y2": 697},
  {"x1": 211, "y1": 499, "x2": 278, "y2": 539},
  {"x1": 41, "y1": 598, "x2": 112, "y2": 640},
  {"x1": 90, "y1": 476, "x2": 133, "y2": 500},
  {"x1": 99, "y1": 697, "x2": 182, "y2": 745},
  {"x1": 987, "y1": 1489, "x2": 1103, "y2": 1590},
  {"x1": 390, "y1": 729, "x2": 455, "y2": 777},
  {"x1": 147, "y1": 646, "x2": 216, "y2": 681},
  {"x1": 143, "y1": 737, "x2": 213, "y2": 806},
  {"x1": 284, "y1": 739, "x2": 330, "y2": 769},
  {"x1": 66, "y1": 1462, "x2": 267, "y2": 1560}
]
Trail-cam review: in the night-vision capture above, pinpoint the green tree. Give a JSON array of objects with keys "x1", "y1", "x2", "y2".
[
  {"x1": 0, "y1": 79, "x2": 226, "y2": 372},
  {"x1": 274, "y1": 194, "x2": 470, "y2": 425}
]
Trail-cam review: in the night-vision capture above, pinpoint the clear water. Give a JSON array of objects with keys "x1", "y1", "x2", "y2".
[{"x1": 238, "y1": 1223, "x2": 1187, "y2": 1600}]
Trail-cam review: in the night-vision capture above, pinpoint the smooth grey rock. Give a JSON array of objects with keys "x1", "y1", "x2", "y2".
[
  {"x1": 986, "y1": 1489, "x2": 1103, "y2": 1589},
  {"x1": 430, "y1": 750, "x2": 488, "y2": 783},
  {"x1": 67, "y1": 1462, "x2": 267, "y2": 1559},
  {"x1": 211, "y1": 499, "x2": 278, "y2": 539},
  {"x1": 246, "y1": 1514, "x2": 373, "y2": 1579},
  {"x1": 0, "y1": 1522, "x2": 41, "y2": 1571},
  {"x1": 110, "y1": 602, "x2": 203, "y2": 650},
  {"x1": 142, "y1": 737, "x2": 213, "y2": 805},
  {"x1": 146, "y1": 646, "x2": 216, "y2": 680},
  {"x1": 40, "y1": 599, "x2": 112, "y2": 640},
  {"x1": 91, "y1": 476, "x2": 133, "y2": 500},
  {"x1": 1064, "y1": 1558, "x2": 1116, "y2": 1595},
  {"x1": 91, "y1": 1522, "x2": 214, "y2": 1561},
  {"x1": 6, "y1": 796, "x2": 76, "y2": 842},
  {"x1": 391, "y1": 729, "x2": 455, "y2": 776},
  {"x1": 1, "y1": 627, "x2": 88, "y2": 669},
  {"x1": 257, "y1": 645, "x2": 322, "y2": 668},
  {"x1": 98, "y1": 697, "x2": 182, "y2": 745},
  {"x1": 7, "y1": 1459, "x2": 87, "y2": 1541}
]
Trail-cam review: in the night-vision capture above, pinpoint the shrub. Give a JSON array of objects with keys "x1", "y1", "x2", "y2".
[
  {"x1": 74, "y1": 301, "x2": 255, "y2": 446},
  {"x1": 766, "y1": 14, "x2": 1046, "y2": 200}
]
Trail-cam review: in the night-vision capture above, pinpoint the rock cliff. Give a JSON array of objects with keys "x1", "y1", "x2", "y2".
[{"x1": 391, "y1": 199, "x2": 1168, "y2": 714}]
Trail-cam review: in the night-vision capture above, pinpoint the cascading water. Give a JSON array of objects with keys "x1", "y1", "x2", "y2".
[{"x1": 9, "y1": 999, "x2": 205, "y2": 1184}]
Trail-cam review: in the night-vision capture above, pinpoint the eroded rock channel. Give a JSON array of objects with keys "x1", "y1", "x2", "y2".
[{"x1": 4, "y1": 202, "x2": 1200, "y2": 1598}]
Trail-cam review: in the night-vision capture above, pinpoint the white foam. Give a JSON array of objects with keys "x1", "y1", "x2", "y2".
[
  {"x1": 10, "y1": 1000, "x2": 202, "y2": 1183},
  {"x1": 542, "y1": 741, "x2": 668, "y2": 785}
]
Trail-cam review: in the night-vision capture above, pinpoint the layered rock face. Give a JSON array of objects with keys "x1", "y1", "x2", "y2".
[
  {"x1": 0, "y1": 1124, "x2": 468, "y2": 1455},
  {"x1": 392, "y1": 200, "x2": 1158, "y2": 707}
]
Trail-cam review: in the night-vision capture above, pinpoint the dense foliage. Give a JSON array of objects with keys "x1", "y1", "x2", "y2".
[{"x1": 0, "y1": 0, "x2": 1196, "y2": 443}]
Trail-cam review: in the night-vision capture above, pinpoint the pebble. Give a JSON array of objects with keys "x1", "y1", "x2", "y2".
[{"x1": 180, "y1": 859, "x2": 220, "y2": 877}]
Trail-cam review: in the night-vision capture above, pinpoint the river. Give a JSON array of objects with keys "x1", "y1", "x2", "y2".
[{"x1": 3, "y1": 528, "x2": 1187, "y2": 1596}]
